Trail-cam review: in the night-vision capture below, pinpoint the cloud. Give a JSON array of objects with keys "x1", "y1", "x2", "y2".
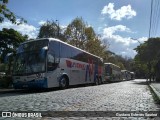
[
  {"x1": 102, "y1": 25, "x2": 146, "y2": 58},
  {"x1": 0, "y1": 21, "x2": 38, "y2": 39},
  {"x1": 101, "y1": 3, "x2": 136, "y2": 21},
  {"x1": 103, "y1": 25, "x2": 131, "y2": 36},
  {"x1": 0, "y1": 20, "x2": 69, "y2": 39},
  {"x1": 38, "y1": 20, "x2": 47, "y2": 25},
  {"x1": 102, "y1": 25, "x2": 135, "y2": 46},
  {"x1": 137, "y1": 37, "x2": 148, "y2": 43}
]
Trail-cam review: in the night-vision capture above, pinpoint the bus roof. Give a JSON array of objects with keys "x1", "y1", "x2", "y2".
[
  {"x1": 121, "y1": 70, "x2": 130, "y2": 72},
  {"x1": 130, "y1": 72, "x2": 135, "y2": 74},
  {"x1": 104, "y1": 62, "x2": 120, "y2": 68},
  {"x1": 22, "y1": 38, "x2": 103, "y2": 61}
]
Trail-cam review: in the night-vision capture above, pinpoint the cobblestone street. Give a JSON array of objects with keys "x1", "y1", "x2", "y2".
[{"x1": 0, "y1": 79, "x2": 160, "y2": 120}]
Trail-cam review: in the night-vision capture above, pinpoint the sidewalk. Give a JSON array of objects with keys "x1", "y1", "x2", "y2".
[{"x1": 149, "y1": 82, "x2": 160, "y2": 103}]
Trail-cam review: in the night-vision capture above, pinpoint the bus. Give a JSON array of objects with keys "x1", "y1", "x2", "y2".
[
  {"x1": 121, "y1": 70, "x2": 131, "y2": 80},
  {"x1": 121, "y1": 70, "x2": 127, "y2": 80},
  {"x1": 104, "y1": 63, "x2": 122, "y2": 82},
  {"x1": 12, "y1": 38, "x2": 103, "y2": 89}
]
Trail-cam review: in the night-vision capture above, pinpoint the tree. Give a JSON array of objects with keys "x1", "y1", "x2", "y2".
[
  {"x1": 85, "y1": 37, "x2": 107, "y2": 57},
  {"x1": 64, "y1": 17, "x2": 86, "y2": 49},
  {"x1": 0, "y1": 0, "x2": 26, "y2": 24},
  {"x1": 135, "y1": 38, "x2": 160, "y2": 63},
  {"x1": 64, "y1": 17, "x2": 108, "y2": 58},
  {"x1": 134, "y1": 37, "x2": 160, "y2": 81},
  {"x1": 103, "y1": 50, "x2": 136, "y2": 71},
  {"x1": 0, "y1": 28, "x2": 27, "y2": 63},
  {"x1": 38, "y1": 20, "x2": 65, "y2": 40},
  {"x1": 134, "y1": 56, "x2": 148, "y2": 78}
]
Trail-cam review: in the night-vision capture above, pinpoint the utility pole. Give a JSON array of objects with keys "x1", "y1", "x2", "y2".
[
  {"x1": 56, "y1": 20, "x2": 59, "y2": 37},
  {"x1": 149, "y1": 0, "x2": 153, "y2": 38},
  {"x1": 147, "y1": 0, "x2": 154, "y2": 83}
]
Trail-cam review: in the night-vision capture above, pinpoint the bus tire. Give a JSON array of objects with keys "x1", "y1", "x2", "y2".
[{"x1": 59, "y1": 76, "x2": 69, "y2": 89}]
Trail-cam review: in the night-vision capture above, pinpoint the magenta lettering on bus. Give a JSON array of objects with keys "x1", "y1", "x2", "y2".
[{"x1": 66, "y1": 60, "x2": 85, "y2": 70}]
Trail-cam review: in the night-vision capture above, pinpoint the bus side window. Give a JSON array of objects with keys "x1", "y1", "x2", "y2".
[
  {"x1": 47, "y1": 41, "x2": 60, "y2": 71},
  {"x1": 47, "y1": 54, "x2": 55, "y2": 71},
  {"x1": 61, "y1": 44, "x2": 71, "y2": 58},
  {"x1": 49, "y1": 41, "x2": 60, "y2": 58}
]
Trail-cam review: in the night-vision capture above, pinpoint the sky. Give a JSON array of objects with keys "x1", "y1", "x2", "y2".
[{"x1": 0, "y1": 0, "x2": 155, "y2": 58}]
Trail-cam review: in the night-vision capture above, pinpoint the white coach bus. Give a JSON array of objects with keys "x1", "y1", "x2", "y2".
[
  {"x1": 12, "y1": 38, "x2": 103, "y2": 89},
  {"x1": 103, "y1": 63, "x2": 122, "y2": 82}
]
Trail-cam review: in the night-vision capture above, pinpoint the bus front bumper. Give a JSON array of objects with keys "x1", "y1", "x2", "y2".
[{"x1": 13, "y1": 78, "x2": 48, "y2": 89}]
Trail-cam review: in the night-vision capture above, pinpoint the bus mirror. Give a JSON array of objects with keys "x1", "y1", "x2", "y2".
[
  {"x1": 100, "y1": 58, "x2": 103, "y2": 62},
  {"x1": 40, "y1": 46, "x2": 48, "y2": 58},
  {"x1": 42, "y1": 46, "x2": 48, "y2": 51}
]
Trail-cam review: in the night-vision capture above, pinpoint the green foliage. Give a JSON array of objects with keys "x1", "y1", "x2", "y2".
[
  {"x1": 0, "y1": 28, "x2": 27, "y2": 75},
  {"x1": 135, "y1": 38, "x2": 160, "y2": 63},
  {"x1": 85, "y1": 38, "x2": 107, "y2": 58},
  {"x1": 134, "y1": 37, "x2": 160, "y2": 78},
  {"x1": 64, "y1": 17, "x2": 86, "y2": 49},
  {"x1": 0, "y1": 28, "x2": 27, "y2": 63},
  {"x1": 64, "y1": 17, "x2": 108, "y2": 59},
  {"x1": 85, "y1": 27, "x2": 107, "y2": 58},
  {"x1": 117, "y1": 62, "x2": 125, "y2": 70},
  {"x1": 0, "y1": 0, "x2": 26, "y2": 24},
  {"x1": 104, "y1": 51, "x2": 134, "y2": 70},
  {"x1": 38, "y1": 20, "x2": 65, "y2": 41}
]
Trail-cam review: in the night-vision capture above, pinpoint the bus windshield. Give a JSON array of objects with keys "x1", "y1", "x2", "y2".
[{"x1": 13, "y1": 39, "x2": 48, "y2": 75}]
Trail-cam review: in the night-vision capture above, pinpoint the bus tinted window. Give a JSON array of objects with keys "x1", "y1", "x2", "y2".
[
  {"x1": 61, "y1": 43, "x2": 71, "y2": 58},
  {"x1": 48, "y1": 41, "x2": 60, "y2": 71},
  {"x1": 18, "y1": 39, "x2": 48, "y2": 53},
  {"x1": 71, "y1": 48, "x2": 81, "y2": 60},
  {"x1": 48, "y1": 41, "x2": 60, "y2": 57}
]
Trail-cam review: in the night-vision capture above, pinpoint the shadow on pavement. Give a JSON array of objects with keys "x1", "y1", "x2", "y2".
[
  {"x1": 0, "y1": 88, "x2": 60, "y2": 98},
  {"x1": 0, "y1": 83, "x2": 97, "y2": 97},
  {"x1": 131, "y1": 79, "x2": 148, "y2": 85}
]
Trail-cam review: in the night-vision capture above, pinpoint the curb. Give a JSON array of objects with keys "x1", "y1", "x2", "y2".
[
  {"x1": 149, "y1": 84, "x2": 160, "y2": 103},
  {"x1": 0, "y1": 89, "x2": 21, "y2": 94}
]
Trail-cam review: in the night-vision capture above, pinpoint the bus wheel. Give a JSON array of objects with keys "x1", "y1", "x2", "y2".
[{"x1": 59, "y1": 76, "x2": 68, "y2": 89}]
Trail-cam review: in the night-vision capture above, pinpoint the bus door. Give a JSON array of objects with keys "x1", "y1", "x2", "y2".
[{"x1": 47, "y1": 41, "x2": 60, "y2": 87}]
